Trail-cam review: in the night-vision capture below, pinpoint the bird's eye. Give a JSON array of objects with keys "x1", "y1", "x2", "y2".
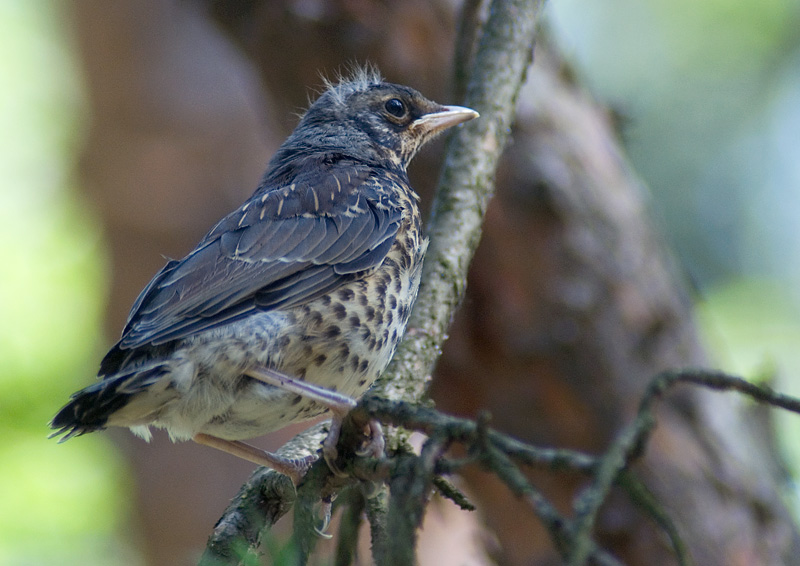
[{"x1": 384, "y1": 98, "x2": 406, "y2": 118}]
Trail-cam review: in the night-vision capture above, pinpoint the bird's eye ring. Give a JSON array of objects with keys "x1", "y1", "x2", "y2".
[{"x1": 384, "y1": 98, "x2": 406, "y2": 118}]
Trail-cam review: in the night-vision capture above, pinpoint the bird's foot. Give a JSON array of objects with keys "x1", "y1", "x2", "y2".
[
  {"x1": 321, "y1": 414, "x2": 348, "y2": 477},
  {"x1": 246, "y1": 366, "x2": 360, "y2": 476},
  {"x1": 244, "y1": 367, "x2": 383, "y2": 477},
  {"x1": 323, "y1": 414, "x2": 385, "y2": 477},
  {"x1": 355, "y1": 418, "x2": 385, "y2": 458}
]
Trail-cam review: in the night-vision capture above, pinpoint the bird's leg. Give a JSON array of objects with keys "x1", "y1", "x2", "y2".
[
  {"x1": 246, "y1": 366, "x2": 354, "y2": 475},
  {"x1": 192, "y1": 433, "x2": 313, "y2": 485},
  {"x1": 245, "y1": 366, "x2": 384, "y2": 476},
  {"x1": 245, "y1": 366, "x2": 358, "y2": 412}
]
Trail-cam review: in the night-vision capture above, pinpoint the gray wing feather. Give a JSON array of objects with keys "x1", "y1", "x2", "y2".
[{"x1": 116, "y1": 159, "x2": 403, "y2": 350}]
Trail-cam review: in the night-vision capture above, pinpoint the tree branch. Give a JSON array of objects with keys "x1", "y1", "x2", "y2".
[{"x1": 375, "y1": 0, "x2": 544, "y2": 402}]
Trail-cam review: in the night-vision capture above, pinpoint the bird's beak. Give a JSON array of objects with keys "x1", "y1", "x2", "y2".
[{"x1": 411, "y1": 105, "x2": 480, "y2": 136}]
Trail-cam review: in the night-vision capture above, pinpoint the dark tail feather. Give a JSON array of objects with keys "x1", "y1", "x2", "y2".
[{"x1": 50, "y1": 364, "x2": 169, "y2": 442}]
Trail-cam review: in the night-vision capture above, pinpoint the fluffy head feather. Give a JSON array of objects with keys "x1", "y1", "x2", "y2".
[{"x1": 320, "y1": 63, "x2": 384, "y2": 105}]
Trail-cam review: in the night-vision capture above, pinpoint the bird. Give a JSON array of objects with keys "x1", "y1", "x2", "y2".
[{"x1": 50, "y1": 66, "x2": 478, "y2": 483}]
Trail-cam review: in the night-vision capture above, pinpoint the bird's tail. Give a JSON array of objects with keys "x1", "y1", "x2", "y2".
[{"x1": 49, "y1": 363, "x2": 170, "y2": 442}]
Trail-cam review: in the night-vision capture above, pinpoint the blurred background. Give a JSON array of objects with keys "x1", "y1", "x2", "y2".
[
  {"x1": 549, "y1": 0, "x2": 800, "y2": 462},
  {"x1": 1, "y1": 0, "x2": 799, "y2": 565}
]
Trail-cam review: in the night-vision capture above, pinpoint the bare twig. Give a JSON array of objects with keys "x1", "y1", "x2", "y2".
[
  {"x1": 334, "y1": 489, "x2": 365, "y2": 566},
  {"x1": 567, "y1": 369, "x2": 800, "y2": 566},
  {"x1": 365, "y1": 485, "x2": 391, "y2": 565},
  {"x1": 200, "y1": 354, "x2": 800, "y2": 566},
  {"x1": 386, "y1": 438, "x2": 449, "y2": 566},
  {"x1": 355, "y1": 370, "x2": 800, "y2": 566},
  {"x1": 617, "y1": 473, "x2": 691, "y2": 566},
  {"x1": 432, "y1": 476, "x2": 476, "y2": 511}
]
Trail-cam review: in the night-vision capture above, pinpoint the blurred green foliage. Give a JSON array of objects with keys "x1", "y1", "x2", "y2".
[
  {"x1": 549, "y1": 0, "x2": 800, "y2": 354},
  {"x1": 549, "y1": 0, "x2": 800, "y2": 284},
  {"x1": 0, "y1": 2, "x2": 139, "y2": 565}
]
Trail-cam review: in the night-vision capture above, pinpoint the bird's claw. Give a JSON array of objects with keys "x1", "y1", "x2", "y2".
[
  {"x1": 322, "y1": 419, "x2": 350, "y2": 477},
  {"x1": 323, "y1": 416, "x2": 385, "y2": 477},
  {"x1": 322, "y1": 446, "x2": 349, "y2": 478},
  {"x1": 313, "y1": 497, "x2": 334, "y2": 538},
  {"x1": 355, "y1": 419, "x2": 385, "y2": 458}
]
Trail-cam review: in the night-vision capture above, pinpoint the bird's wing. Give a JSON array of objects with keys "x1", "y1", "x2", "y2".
[{"x1": 115, "y1": 158, "x2": 404, "y2": 350}]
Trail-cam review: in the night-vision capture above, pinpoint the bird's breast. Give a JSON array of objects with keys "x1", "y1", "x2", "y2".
[{"x1": 275, "y1": 209, "x2": 427, "y2": 399}]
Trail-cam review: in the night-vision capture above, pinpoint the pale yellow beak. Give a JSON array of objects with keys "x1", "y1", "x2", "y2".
[{"x1": 412, "y1": 105, "x2": 480, "y2": 136}]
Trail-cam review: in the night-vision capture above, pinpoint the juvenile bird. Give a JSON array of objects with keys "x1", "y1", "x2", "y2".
[{"x1": 51, "y1": 68, "x2": 478, "y2": 482}]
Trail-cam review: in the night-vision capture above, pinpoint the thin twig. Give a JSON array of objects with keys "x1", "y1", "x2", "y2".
[
  {"x1": 385, "y1": 437, "x2": 449, "y2": 566},
  {"x1": 334, "y1": 488, "x2": 366, "y2": 566},
  {"x1": 365, "y1": 485, "x2": 391, "y2": 565},
  {"x1": 618, "y1": 473, "x2": 691, "y2": 566},
  {"x1": 432, "y1": 476, "x2": 476, "y2": 511},
  {"x1": 568, "y1": 411, "x2": 654, "y2": 566},
  {"x1": 567, "y1": 368, "x2": 800, "y2": 566}
]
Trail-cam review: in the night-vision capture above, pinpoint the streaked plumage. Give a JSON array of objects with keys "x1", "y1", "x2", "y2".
[{"x1": 51, "y1": 68, "x2": 478, "y2": 473}]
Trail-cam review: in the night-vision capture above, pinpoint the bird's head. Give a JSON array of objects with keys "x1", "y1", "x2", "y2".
[{"x1": 269, "y1": 67, "x2": 478, "y2": 175}]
